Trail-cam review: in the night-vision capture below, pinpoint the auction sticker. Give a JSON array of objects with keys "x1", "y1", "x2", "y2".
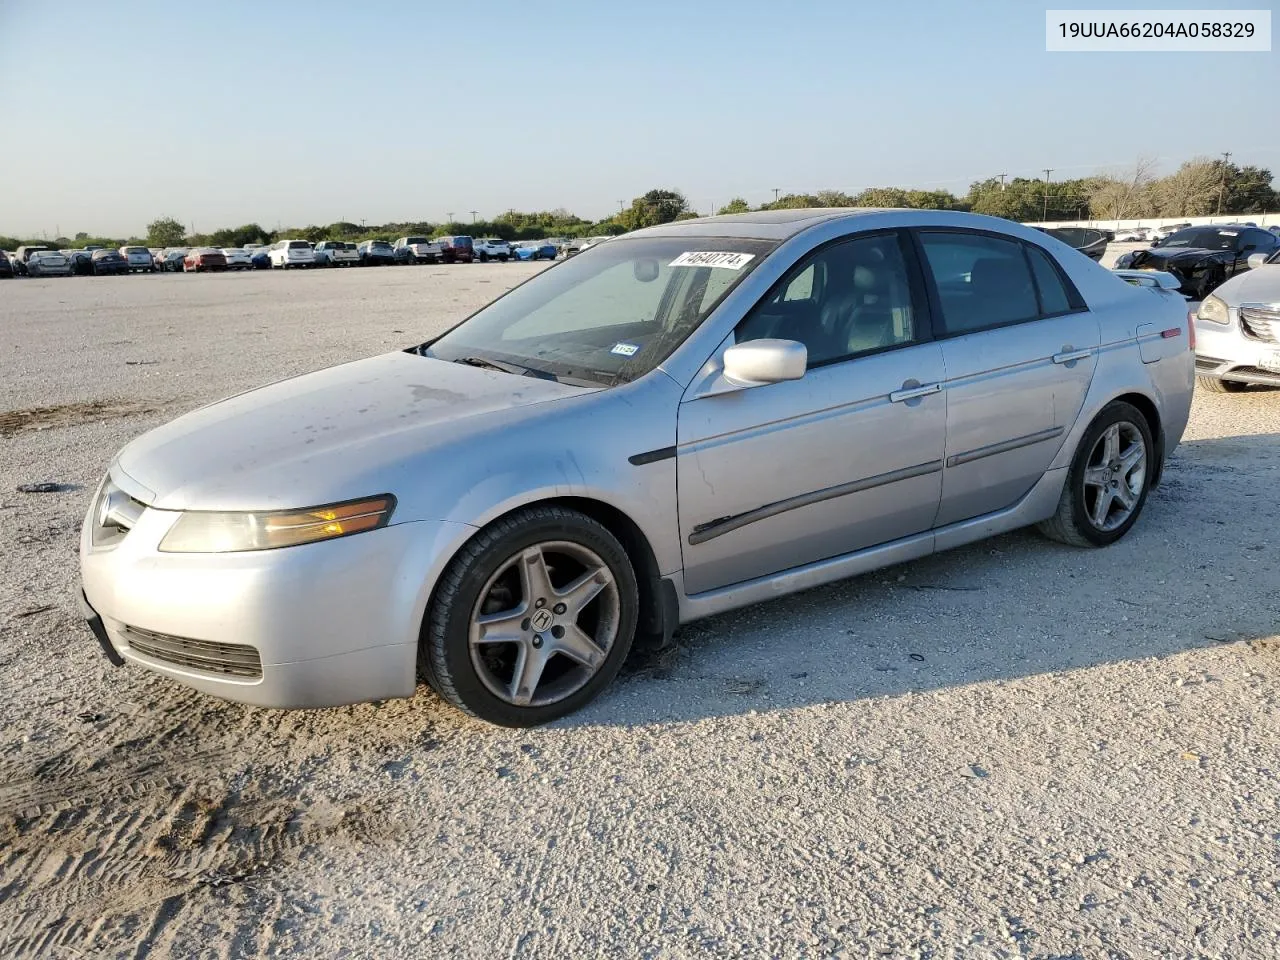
[
  {"x1": 669, "y1": 251, "x2": 756, "y2": 269},
  {"x1": 610, "y1": 342, "x2": 640, "y2": 357}
]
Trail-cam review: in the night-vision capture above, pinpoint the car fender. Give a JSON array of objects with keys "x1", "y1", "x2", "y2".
[
  {"x1": 1049, "y1": 305, "x2": 1192, "y2": 478},
  {"x1": 392, "y1": 373, "x2": 686, "y2": 579}
]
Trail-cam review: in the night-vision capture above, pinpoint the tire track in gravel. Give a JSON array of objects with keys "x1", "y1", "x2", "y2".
[{"x1": 0, "y1": 728, "x2": 401, "y2": 958}]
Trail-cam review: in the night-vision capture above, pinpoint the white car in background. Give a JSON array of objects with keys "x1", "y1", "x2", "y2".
[
  {"x1": 393, "y1": 236, "x2": 442, "y2": 264},
  {"x1": 1193, "y1": 247, "x2": 1280, "y2": 393},
  {"x1": 27, "y1": 250, "x2": 72, "y2": 276},
  {"x1": 268, "y1": 239, "x2": 316, "y2": 269},
  {"x1": 473, "y1": 238, "x2": 512, "y2": 262},
  {"x1": 119, "y1": 246, "x2": 156, "y2": 273},
  {"x1": 1114, "y1": 228, "x2": 1151, "y2": 243},
  {"x1": 1150, "y1": 223, "x2": 1191, "y2": 244},
  {"x1": 222, "y1": 248, "x2": 253, "y2": 270},
  {"x1": 314, "y1": 241, "x2": 360, "y2": 267}
]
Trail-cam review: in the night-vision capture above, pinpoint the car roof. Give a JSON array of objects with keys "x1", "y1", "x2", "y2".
[{"x1": 625, "y1": 208, "x2": 1044, "y2": 241}]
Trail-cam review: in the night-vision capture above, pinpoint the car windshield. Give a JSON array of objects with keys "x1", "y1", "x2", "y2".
[
  {"x1": 424, "y1": 236, "x2": 777, "y2": 386},
  {"x1": 371, "y1": 241, "x2": 392, "y2": 251},
  {"x1": 1160, "y1": 229, "x2": 1238, "y2": 250},
  {"x1": 453, "y1": 236, "x2": 473, "y2": 247}
]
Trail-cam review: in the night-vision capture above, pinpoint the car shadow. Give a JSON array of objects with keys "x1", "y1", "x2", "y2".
[{"x1": 561, "y1": 431, "x2": 1280, "y2": 728}]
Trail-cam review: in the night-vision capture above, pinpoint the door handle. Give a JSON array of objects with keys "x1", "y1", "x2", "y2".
[
  {"x1": 1052, "y1": 348, "x2": 1092, "y2": 364},
  {"x1": 889, "y1": 381, "x2": 942, "y2": 403}
]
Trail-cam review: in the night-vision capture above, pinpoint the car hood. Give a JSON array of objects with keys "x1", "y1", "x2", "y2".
[
  {"x1": 115, "y1": 351, "x2": 595, "y2": 511},
  {"x1": 1213, "y1": 264, "x2": 1280, "y2": 305}
]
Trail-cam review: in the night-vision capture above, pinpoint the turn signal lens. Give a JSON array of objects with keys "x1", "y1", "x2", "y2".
[{"x1": 158, "y1": 495, "x2": 395, "y2": 553}]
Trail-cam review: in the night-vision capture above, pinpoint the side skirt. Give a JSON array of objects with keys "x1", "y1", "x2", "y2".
[{"x1": 674, "y1": 466, "x2": 1068, "y2": 623}]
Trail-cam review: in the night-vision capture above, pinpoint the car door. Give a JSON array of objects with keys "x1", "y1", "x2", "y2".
[
  {"x1": 913, "y1": 230, "x2": 1100, "y2": 527},
  {"x1": 1236, "y1": 228, "x2": 1278, "y2": 276},
  {"x1": 677, "y1": 230, "x2": 946, "y2": 596}
]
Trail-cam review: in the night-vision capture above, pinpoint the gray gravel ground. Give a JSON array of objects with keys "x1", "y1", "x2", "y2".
[{"x1": 1, "y1": 263, "x2": 1278, "y2": 959}]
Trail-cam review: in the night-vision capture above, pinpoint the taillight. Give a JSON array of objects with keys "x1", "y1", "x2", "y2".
[{"x1": 1186, "y1": 309, "x2": 1196, "y2": 350}]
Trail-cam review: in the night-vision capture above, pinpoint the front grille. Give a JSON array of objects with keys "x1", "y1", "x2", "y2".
[
  {"x1": 123, "y1": 625, "x2": 263, "y2": 679},
  {"x1": 1240, "y1": 308, "x2": 1280, "y2": 344},
  {"x1": 1195, "y1": 356, "x2": 1226, "y2": 371}
]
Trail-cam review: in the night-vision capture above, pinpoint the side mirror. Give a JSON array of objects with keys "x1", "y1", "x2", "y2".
[
  {"x1": 1247, "y1": 253, "x2": 1269, "y2": 270},
  {"x1": 723, "y1": 339, "x2": 807, "y2": 386}
]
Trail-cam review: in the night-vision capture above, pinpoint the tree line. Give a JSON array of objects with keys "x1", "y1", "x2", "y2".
[
  {"x1": 719, "y1": 157, "x2": 1277, "y2": 223},
  {"x1": 3, "y1": 158, "x2": 1274, "y2": 251}
]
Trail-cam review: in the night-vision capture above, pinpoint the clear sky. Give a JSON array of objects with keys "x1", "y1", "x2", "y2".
[{"x1": 1, "y1": 0, "x2": 1276, "y2": 236}]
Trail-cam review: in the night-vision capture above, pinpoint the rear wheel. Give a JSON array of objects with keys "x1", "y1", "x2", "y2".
[
  {"x1": 1037, "y1": 401, "x2": 1154, "y2": 548},
  {"x1": 1197, "y1": 375, "x2": 1248, "y2": 394},
  {"x1": 420, "y1": 506, "x2": 639, "y2": 727}
]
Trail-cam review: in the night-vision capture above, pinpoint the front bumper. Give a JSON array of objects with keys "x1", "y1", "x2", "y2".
[
  {"x1": 1195, "y1": 313, "x2": 1280, "y2": 386},
  {"x1": 80, "y1": 499, "x2": 475, "y2": 708}
]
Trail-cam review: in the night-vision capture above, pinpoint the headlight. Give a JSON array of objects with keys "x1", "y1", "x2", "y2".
[
  {"x1": 1197, "y1": 295, "x2": 1230, "y2": 325},
  {"x1": 158, "y1": 495, "x2": 395, "y2": 553}
]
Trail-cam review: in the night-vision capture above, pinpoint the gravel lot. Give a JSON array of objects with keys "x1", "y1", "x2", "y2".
[{"x1": 1, "y1": 262, "x2": 1278, "y2": 959}]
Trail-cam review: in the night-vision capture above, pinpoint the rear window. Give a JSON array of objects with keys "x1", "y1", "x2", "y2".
[
  {"x1": 405, "y1": 237, "x2": 429, "y2": 245},
  {"x1": 1025, "y1": 246, "x2": 1073, "y2": 315},
  {"x1": 371, "y1": 241, "x2": 392, "y2": 251},
  {"x1": 454, "y1": 236, "x2": 473, "y2": 248},
  {"x1": 286, "y1": 240, "x2": 311, "y2": 249},
  {"x1": 918, "y1": 232, "x2": 1040, "y2": 335},
  {"x1": 124, "y1": 247, "x2": 148, "y2": 254}
]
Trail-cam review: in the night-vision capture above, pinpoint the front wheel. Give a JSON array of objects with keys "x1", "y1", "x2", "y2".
[
  {"x1": 1197, "y1": 376, "x2": 1248, "y2": 394},
  {"x1": 1038, "y1": 401, "x2": 1154, "y2": 547},
  {"x1": 420, "y1": 506, "x2": 639, "y2": 726}
]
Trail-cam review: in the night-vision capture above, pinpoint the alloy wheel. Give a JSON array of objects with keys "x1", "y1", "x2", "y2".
[
  {"x1": 468, "y1": 541, "x2": 620, "y2": 707},
  {"x1": 1082, "y1": 421, "x2": 1146, "y2": 532}
]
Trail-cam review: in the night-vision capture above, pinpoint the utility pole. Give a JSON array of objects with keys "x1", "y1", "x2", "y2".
[
  {"x1": 1216, "y1": 151, "x2": 1232, "y2": 216},
  {"x1": 997, "y1": 173, "x2": 1007, "y2": 192},
  {"x1": 617, "y1": 200, "x2": 625, "y2": 213},
  {"x1": 773, "y1": 188, "x2": 781, "y2": 202},
  {"x1": 446, "y1": 212, "x2": 454, "y2": 224},
  {"x1": 1042, "y1": 169, "x2": 1053, "y2": 221},
  {"x1": 470, "y1": 210, "x2": 478, "y2": 223}
]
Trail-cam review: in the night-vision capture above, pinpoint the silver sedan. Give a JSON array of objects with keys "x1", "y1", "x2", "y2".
[{"x1": 80, "y1": 209, "x2": 1194, "y2": 726}]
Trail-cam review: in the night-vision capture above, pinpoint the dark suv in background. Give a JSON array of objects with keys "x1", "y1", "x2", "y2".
[{"x1": 437, "y1": 236, "x2": 475, "y2": 263}]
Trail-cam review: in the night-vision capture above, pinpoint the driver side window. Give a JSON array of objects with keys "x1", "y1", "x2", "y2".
[{"x1": 735, "y1": 233, "x2": 921, "y2": 367}]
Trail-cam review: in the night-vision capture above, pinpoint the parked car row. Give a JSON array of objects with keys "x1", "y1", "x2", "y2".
[{"x1": 2, "y1": 234, "x2": 588, "y2": 279}]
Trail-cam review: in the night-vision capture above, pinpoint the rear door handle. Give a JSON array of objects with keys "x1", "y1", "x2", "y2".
[
  {"x1": 889, "y1": 381, "x2": 942, "y2": 403},
  {"x1": 1053, "y1": 348, "x2": 1092, "y2": 364}
]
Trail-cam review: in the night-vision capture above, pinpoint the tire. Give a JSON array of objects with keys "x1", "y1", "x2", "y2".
[
  {"x1": 1197, "y1": 375, "x2": 1248, "y2": 394},
  {"x1": 420, "y1": 505, "x2": 639, "y2": 726},
  {"x1": 1037, "y1": 401, "x2": 1154, "y2": 548}
]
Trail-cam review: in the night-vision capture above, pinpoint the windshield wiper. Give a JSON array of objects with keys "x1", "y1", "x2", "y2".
[{"x1": 451, "y1": 356, "x2": 526, "y2": 375}]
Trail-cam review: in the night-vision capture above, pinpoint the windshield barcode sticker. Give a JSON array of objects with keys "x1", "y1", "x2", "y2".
[
  {"x1": 669, "y1": 251, "x2": 755, "y2": 269},
  {"x1": 610, "y1": 342, "x2": 640, "y2": 357}
]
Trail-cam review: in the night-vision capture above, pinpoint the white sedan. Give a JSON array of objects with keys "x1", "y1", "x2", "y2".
[{"x1": 222, "y1": 248, "x2": 254, "y2": 270}]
